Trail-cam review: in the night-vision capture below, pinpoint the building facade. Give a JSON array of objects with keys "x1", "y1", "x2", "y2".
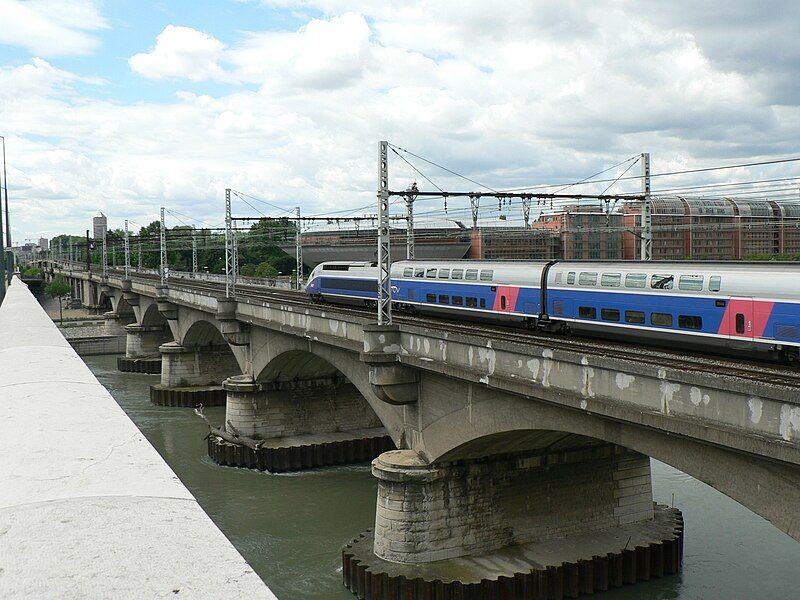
[{"x1": 93, "y1": 212, "x2": 107, "y2": 240}]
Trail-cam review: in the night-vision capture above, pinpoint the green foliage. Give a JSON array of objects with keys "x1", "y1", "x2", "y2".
[
  {"x1": 743, "y1": 253, "x2": 800, "y2": 262},
  {"x1": 45, "y1": 276, "x2": 71, "y2": 299},
  {"x1": 240, "y1": 263, "x2": 256, "y2": 277},
  {"x1": 255, "y1": 262, "x2": 278, "y2": 278},
  {"x1": 23, "y1": 267, "x2": 42, "y2": 276}
]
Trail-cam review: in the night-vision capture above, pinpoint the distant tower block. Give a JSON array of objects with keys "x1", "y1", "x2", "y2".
[{"x1": 93, "y1": 212, "x2": 108, "y2": 241}]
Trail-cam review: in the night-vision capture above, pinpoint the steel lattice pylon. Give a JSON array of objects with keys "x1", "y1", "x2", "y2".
[
  {"x1": 377, "y1": 141, "x2": 392, "y2": 325},
  {"x1": 224, "y1": 188, "x2": 236, "y2": 297}
]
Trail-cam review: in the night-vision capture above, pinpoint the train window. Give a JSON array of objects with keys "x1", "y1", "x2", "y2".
[
  {"x1": 678, "y1": 315, "x2": 703, "y2": 330},
  {"x1": 601, "y1": 273, "x2": 621, "y2": 287},
  {"x1": 465, "y1": 269, "x2": 479, "y2": 281},
  {"x1": 625, "y1": 273, "x2": 646, "y2": 288},
  {"x1": 578, "y1": 306, "x2": 597, "y2": 319},
  {"x1": 567, "y1": 272, "x2": 576, "y2": 285},
  {"x1": 578, "y1": 272, "x2": 598, "y2": 286},
  {"x1": 500, "y1": 296, "x2": 507, "y2": 310},
  {"x1": 651, "y1": 274, "x2": 674, "y2": 290},
  {"x1": 601, "y1": 308, "x2": 620, "y2": 321},
  {"x1": 414, "y1": 268, "x2": 425, "y2": 278},
  {"x1": 480, "y1": 298, "x2": 487, "y2": 308},
  {"x1": 480, "y1": 270, "x2": 494, "y2": 281},
  {"x1": 426, "y1": 293, "x2": 436, "y2": 302},
  {"x1": 320, "y1": 278, "x2": 378, "y2": 293},
  {"x1": 625, "y1": 310, "x2": 645, "y2": 324},
  {"x1": 466, "y1": 297, "x2": 478, "y2": 307},
  {"x1": 452, "y1": 296, "x2": 463, "y2": 306},
  {"x1": 439, "y1": 294, "x2": 449, "y2": 304},
  {"x1": 709, "y1": 275, "x2": 722, "y2": 292},
  {"x1": 555, "y1": 272, "x2": 563, "y2": 284},
  {"x1": 438, "y1": 268, "x2": 450, "y2": 279},
  {"x1": 736, "y1": 313, "x2": 745, "y2": 334},
  {"x1": 651, "y1": 312, "x2": 674, "y2": 327},
  {"x1": 426, "y1": 268, "x2": 437, "y2": 279},
  {"x1": 678, "y1": 275, "x2": 704, "y2": 291},
  {"x1": 403, "y1": 268, "x2": 413, "y2": 277},
  {"x1": 451, "y1": 269, "x2": 464, "y2": 280},
  {"x1": 323, "y1": 264, "x2": 349, "y2": 271}
]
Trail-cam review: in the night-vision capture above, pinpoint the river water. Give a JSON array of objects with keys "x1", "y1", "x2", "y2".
[{"x1": 85, "y1": 354, "x2": 800, "y2": 600}]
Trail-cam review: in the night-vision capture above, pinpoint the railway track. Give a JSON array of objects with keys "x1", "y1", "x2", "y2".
[{"x1": 90, "y1": 268, "x2": 800, "y2": 387}]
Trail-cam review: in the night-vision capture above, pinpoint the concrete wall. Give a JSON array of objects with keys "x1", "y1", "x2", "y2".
[
  {"x1": 373, "y1": 444, "x2": 653, "y2": 563},
  {"x1": 68, "y1": 336, "x2": 126, "y2": 356},
  {"x1": 161, "y1": 344, "x2": 240, "y2": 387},
  {"x1": 0, "y1": 277, "x2": 275, "y2": 598},
  {"x1": 226, "y1": 379, "x2": 383, "y2": 439}
]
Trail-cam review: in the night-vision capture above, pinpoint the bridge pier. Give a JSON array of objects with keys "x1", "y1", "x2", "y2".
[
  {"x1": 117, "y1": 323, "x2": 170, "y2": 374},
  {"x1": 149, "y1": 342, "x2": 237, "y2": 407},
  {"x1": 208, "y1": 375, "x2": 394, "y2": 472},
  {"x1": 342, "y1": 445, "x2": 683, "y2": 598},
  {"x1": 103, "y1": 311, "x2": 134, "y2": 336}
]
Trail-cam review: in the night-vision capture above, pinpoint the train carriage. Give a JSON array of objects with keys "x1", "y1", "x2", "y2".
[{"x1": 305, "y1": 259, "x2": 800, "y2": 365}]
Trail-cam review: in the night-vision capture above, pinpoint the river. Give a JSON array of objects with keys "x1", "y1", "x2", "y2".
[{"x1": 85, "y1": 354, "x2": 800, "y2": 599}]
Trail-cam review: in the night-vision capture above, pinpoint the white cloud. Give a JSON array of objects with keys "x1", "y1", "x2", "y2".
[
  {"x1": 129, "y1": 25, "x2": 227, "y2": 82},
  {"x1": 4, "y1": 2, "x2": 800, "y2": 242},
  {"x1": 0, "y1": 0, "x2": 106, "y2": 57}
]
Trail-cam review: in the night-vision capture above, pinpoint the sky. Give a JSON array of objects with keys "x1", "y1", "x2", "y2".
[{"x1": 1, "y1": 0, "x2": 800, "y2": 243}]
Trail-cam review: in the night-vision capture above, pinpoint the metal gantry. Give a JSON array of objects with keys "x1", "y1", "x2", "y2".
[
  {"x1": 124, "y1": 219, "x2": 130, "y2": 278},
  {"x1": 295, "y1": 206, "x2": 303, "y2": 289},
  {"x1": 160, "y1": 206, "x2": 167, "y2": 284},
  {"x1": 224, "y1": 188, "x2": 236, "y2": 297},
  {"x1": 470, "y1": 195, "x2": 480, "y2": 230},
  {"x1": 377, "y1": 141, "x2": 392, "y2": 325},
  {"x1": 522, "y1": 196, "x2": 532, "y2": 228},
  {"x1": 101, "y1": 234, "x2": 107, "y2": 277},
  {"x1": 641, "y1": 152, "x2": 652, "y2": 260},
  {"x1": 405, "y1": 182, "x2": 418, "y2": 260},
  {"x1": 191, "y1": 227, "x2": 198, "y2": 278}
]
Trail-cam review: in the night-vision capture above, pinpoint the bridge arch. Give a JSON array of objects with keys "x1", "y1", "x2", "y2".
[
  {"x1": 248, "y1": 329, "x2": 405, "y2": 445},
  {"x1": 140, "y1": 302, "x2": 169, "y2": 329},
  {"x1": 416, "y1": 374, "x2": 800, "y2": 541}
]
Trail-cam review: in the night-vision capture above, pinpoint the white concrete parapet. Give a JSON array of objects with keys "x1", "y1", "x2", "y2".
[{"x1": 0, "y1": 278, "x2": 276, "y2": 599}]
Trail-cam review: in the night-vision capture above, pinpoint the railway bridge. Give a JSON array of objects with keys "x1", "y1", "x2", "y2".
[{"x1": 47, "y1": 261, "x2": 800, "y2": 596}]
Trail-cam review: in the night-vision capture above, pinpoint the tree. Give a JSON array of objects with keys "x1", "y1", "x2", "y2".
[
  {"x1": 45, "y1": 276, "x2": 71, "y2": 323},
  {"x1": 255, "y1": 262, "x2": 278, "y2": 278}
]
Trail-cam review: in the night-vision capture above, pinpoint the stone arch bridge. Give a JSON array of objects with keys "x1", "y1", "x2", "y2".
[{"x1": 52, "y1": 265, "x2": 800, "y2": 596}]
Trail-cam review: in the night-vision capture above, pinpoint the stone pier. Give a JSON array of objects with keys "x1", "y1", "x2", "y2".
[
  {"x1": 208, "y1": 375, "x2": 394, "y2": 472},
  {"x1": 117, "y1": 323, "x2": 170, "y2": 374},
  {"x1": 342, "y1": 444, "x2": 682, "y2": 598},
  {"x1": 149, "y1": 342, "x2": 239, "y2": 407},
  {"x1": 103, "y1": 311, "x2": 134, "y2": 336}
]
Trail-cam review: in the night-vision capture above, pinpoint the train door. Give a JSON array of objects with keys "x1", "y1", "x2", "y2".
[{"x1": 728, "y1": 297, "x2": 754, "y2": 340}]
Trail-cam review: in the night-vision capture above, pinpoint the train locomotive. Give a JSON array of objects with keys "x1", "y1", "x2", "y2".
[{"x1": 305, "y1": 260, "x2": 800, "y2": 365}]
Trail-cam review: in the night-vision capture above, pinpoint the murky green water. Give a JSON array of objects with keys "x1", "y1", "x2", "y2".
[{"x1": 85, "y1": 354, "x2": 800, "y2": 600}]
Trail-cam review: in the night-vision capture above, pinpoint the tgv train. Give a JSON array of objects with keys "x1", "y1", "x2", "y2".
[{"x1": 304, "y1": 260, "x2": 800, "y2": 364}]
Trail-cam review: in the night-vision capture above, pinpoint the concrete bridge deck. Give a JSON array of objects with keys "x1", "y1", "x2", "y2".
[{"x1": 0, "y1": 277, "x2": 275, "y2": 599}]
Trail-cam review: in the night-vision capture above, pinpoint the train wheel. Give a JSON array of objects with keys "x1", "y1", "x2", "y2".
[{"x1": 787, "y1": 348, "x2": 800, "y2": 367}]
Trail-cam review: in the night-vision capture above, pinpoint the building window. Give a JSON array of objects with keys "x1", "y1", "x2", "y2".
[
  {"x1": 601, "y1": 273, "x2": 622, "y2": 287},
  {"x1": 452, "y1": 296, "x2": 463, "y2": 306},
  {"x1": 678, "y1": 275, "x2": 704, "y2": 291},
  {"x1": 480, "y1": 270, "x2": 494, "y2": 281},
  {"x1": 625, "y1": 310, "x2": 645, "y2": 324},
  {"x1": 625, "y1": 273, "x2": 647, "y2": 288},
  {"x1": 426, "y1": 293, "x2": 436, "y2": 302},
  {"x1": 466, "y1": 297, "x2": 478, "y2": 307},
  {"x1": 451, "y1": 269, "x2": 464, "y2": 280},
  {"x1": 601, "y1": 308, "x2": 620, "y2": 321},
  {"x1": 567, "y1": 272, "x2": 576, "y2": 285},
  {"x1": 439, "y1": 294, "x2": 449, "y2": 304},
  {"x1": 438, "y1": 268, "x2": 450, "y2": 279},
  {"x1": 465, "y1": 269, "x2": 479, "y2": 281},
  {"x1": 709, "y1": 275, "x2": 722, "y2": 292},
  {"x1": 651, "y1": 312, "x2": 674, "y2": 327},
  {"x1": 578, "y1": 306, "x2": 597, "y2": 319},
  {"x1": 678, "y1": 315, "x2": 702, "y2": 330},
  {"x1": 651, "y1": 274, "x2": 674, "y2": 290},
  {"x1": 578, "y1": 272, "x2": 598, "y2": 286}
]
